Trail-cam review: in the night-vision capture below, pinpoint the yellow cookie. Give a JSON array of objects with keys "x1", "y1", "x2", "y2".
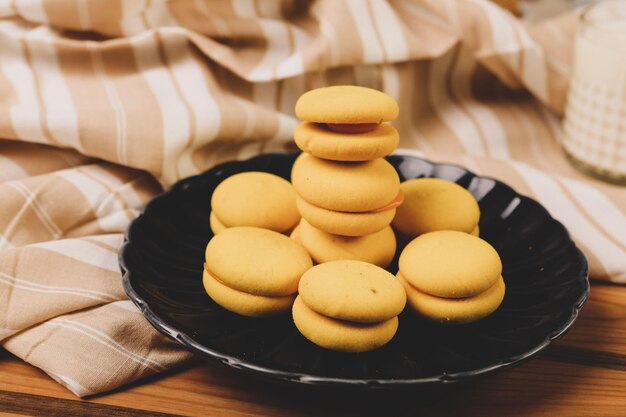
[
  {"x1": 398, "y1": 231, "x2": 502, "y2": 298},
  {"x1": 398, "y1": 273, "x2": 505, "y2": 324},
  {"x1": 292, "y1": 296, "x2": 399, "y2": 352},
  {"x1": 204, "y1": 227, "x2": 312, "y2": 296},
  {"x1": 298, "y1": 260, "x2": 406, "y2": 323},
  {"x1": 471, "y1": 225, "x2": 480, "y2": 237},
  {"x1": 298, "y1": 219, "x2": 396, "y2": 267},
  {"x1": 392, "y1": 178, "x2": 480, "y2": 237},
  {"x1": 296, "y1": 195, "x2": 396, "y2": 237},
  {"x1": 295, "y1": 86, "x2": 399, "y2": 124},
  {"x1": 211, "y1": 172, "x2": 300, "y2": 233},
  {"x1": 203, "y1": 269, "x2": 295, "y2": 317},
  {"x1": 291, "y1": 153, "x2": 400, "y2": 212},
  {"x1": 294, "y1": 122, "x2": 399, "y2": 162},
  {"x1": 209, "y1": 211, "x2": 227, "y2": 235}
]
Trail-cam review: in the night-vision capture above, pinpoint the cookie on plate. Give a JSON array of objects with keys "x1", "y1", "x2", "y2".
[
  {"x1": 203, "y1": 227, "x2": 312, "y2": 317},
  {"x1": 392, "y1": 178, "x2": 480, "y2": 238},
  {"x1": 295, "y1": 85, "x2": 399, "y2": 125},
  {"x1": 293, "y1": 260, "x2": 405, "y2": 352},
  {"x1": 397, "y1": 231, "x2": 504, "y2": 324},
  {"x1": 210, "y1": 172, "x2": 300, "y2": 235},
  {"x1": 295, "y1": 194, "x2": 397, "y2": 237},
  {"x1": 294, "y1": 122, "x2": 399, "y2": 162},
  {"x1": 397, "y1": 273, "x2": 505, "y2": 324},
  {"x1": 296, "y1": 218, "x2": 396, "y2": 267},
  {"x1": 291, "y1": 153, "x2": 400, "y2": 213}
]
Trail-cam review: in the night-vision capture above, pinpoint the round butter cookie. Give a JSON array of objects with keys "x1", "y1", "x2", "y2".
[
  {"x1": 298, "y1": 260, "x2": 406, "y2": 323},
  {"x1": 398, "y1": 231, "x2": 502, "y2": 298},
  {"x1": 398, "y1": 273, "x2": 505, "y2": 324},
  {"x1": 392, "y1": 178, "x2": 480, "y2": 237},
  {"x1": 204, "y1": 227, "x2": 312, "y2": 297},
  {"x1": 294, "y1": 122, "x2": 399, "y2": 162},
  {"x1": 211, "y1": 172, "x2": 300, "y2": 233},
  {"x1": 295, "y1": 85, "x2": 399, "y2": 124},
  {"x1": 203, "y1": 269, "x2": 295, "y2": 317},
  {"x1": 291, "y1": 153, "x2": 400, "y2": 213},
  {"x1": 298, "y1": 219, "x2": 396, "y2": 267},
  {"x1": 296, "y1": 195, "x2": 396, "y2": 237},
  {"x1": 292, "y1": 296, "x2": 398, "y2": 352}
]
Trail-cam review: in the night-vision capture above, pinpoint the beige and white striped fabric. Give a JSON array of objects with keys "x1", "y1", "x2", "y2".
[{"x1": 0, "y1": 0, "x2": 624, "y2": 397}]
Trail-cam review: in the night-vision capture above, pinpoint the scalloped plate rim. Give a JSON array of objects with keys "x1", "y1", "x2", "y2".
[{"x1": 120, "y1": 151, "x2": 590, "y2": 388}]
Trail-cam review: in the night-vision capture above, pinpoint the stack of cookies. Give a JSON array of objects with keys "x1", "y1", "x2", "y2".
[
  {"x1": 397, "y1": 231, "x2": 505, "y2": 324},
  {"x1": 290, "y1": 86, "x2": 403, "y2": 268},
  {"x1": 201, "y1": 85, "x2": 507, "y2": 354},
  {"x1": 293, "y1": 260, "x2": 406, "y2": 352}
]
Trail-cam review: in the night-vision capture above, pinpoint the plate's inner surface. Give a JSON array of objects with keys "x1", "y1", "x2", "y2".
[{"x1": 121, "y1": 153, "x2": 588, "y2": 385}]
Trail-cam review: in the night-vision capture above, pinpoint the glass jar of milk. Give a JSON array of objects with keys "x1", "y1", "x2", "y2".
[{"x1": 562, "y1": 0, "x2": 626, "y2": 184}]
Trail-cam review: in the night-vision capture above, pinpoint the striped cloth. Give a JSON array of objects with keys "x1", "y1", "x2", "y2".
[{"x1": 0, "y1": 0, "x2": 624, "y2": 397}]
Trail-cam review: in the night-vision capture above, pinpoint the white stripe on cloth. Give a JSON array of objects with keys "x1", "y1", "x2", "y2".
[
  {"x1": 311, "y1": 6, "x2": 341, "y2": 66},
  {"x1": 31, "y1": 237, "x2": 123, "y2": 273},
  {"x1": 381, "y1": 65, "x2": 401, "y2": 102},
  {"x1": 144, "y1": 0, "x2": 179, "y2": 29},
  {"x1": 54, "y1": 169, "x2": 130, "y2": 232},
  {"x1": 511, "y1": 18, "x2": 549, "y2": 102},
  {"x1": 0, "y1": 271, "x2": 119, "y2": 302},
  {"x1": 47, "y1": 318, "x2": 167, "y2": 372},
  {"x1": 160, "y1": 29, "x2": 222, "y2": 178},
  {"x1": 370, "y1": 0, "x2": 409, "y2": 61},
  {"x1": 0, "y1": 21, "x2": 47, "y2": 144},
  {"x1": 451, "y1": 46, "x2": 511, "y2": 159},
  {"x1": 85, "y1": 165, "x2": 146, "y2": 209},
  {"x1": 0, "y1": 235, "x2": 14, "y2": 250},
  {"x1": 26, "y1": 26, "x2": 82, "y2": 152},
  {"x1": 47, "y1": 371, "x2": 92, "y2": 397},
  {"x1": 7, "y1": 181, "x2": 63, "y2": 239},
  {"x1": 512, "y1": 162, "x2": 626, "y2": 282},
  {"x1": 559, "y1": 178, "x2": 626, "y2": 250},
  {"x1": 86, "y1": 41, "x2": 129, "y2": 166},
  {"x1": 346, "y1": 0, "x2": 384, "y2": 64},
  {"x1": 248, "y1": 20, "x2": 291, "y2": 81},
  {"x1": 14, "y1": 0, "x2": 47, "y2": 23},
  {"x1": 75, "y1": 0, "x2": 92, "y2": 30},
  {"x1": 120, "y1": 0, "x2": 149, "y2": 36},
  {"x1": 428, "y1": 48, "x2": 487, "y2": 156},
  {"x1": 131, "y1": 31, "x2": 190, "y2": 185},
  {"x1": 230, "y1": 0, "x2": 256, "y2": 18}
]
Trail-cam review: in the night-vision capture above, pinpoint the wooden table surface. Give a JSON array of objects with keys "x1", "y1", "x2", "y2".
[{"x1": 1, "y1": 282, "x2": 625, "y2": 417}]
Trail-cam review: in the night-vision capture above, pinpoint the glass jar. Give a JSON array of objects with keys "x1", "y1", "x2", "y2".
[{"x1": 561, "y1": 0, "x2": 626, "y2": 184}]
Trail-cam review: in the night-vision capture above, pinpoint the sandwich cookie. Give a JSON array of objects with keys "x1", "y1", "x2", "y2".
[
  {"x1": 295, "y1": 85, "x2": 399, "y2": 125},
  {"x1": 293, "y1": 260, "x2": 406, "y2": 352},
  {"x1": 291, "y1": 153, "x2": 400, "y2": 213},
  {"x1": 295, "y1": 194, "x2": 398, "y2": 237},
  {"x1": 291, "y1": 153, "x2": 402, "y2": 236},
  {"x1": 203, "y1": 227, "x2": 313, "y2": 317},
  {"x1": 294, "y1": 122, "x2": 399, "y2": 162},
  {"x1": 210, "y1": 172, "x2": 300, "y2": 235},
  {"x1": 392, "y1": 178, "x2": 480, "y2": 238},
  {"x1": 296, "y1": 218, "x2": 396, "y2": 268},
  {"x1": 397, "y1": 231, "x2": 504, "y2": 324}
]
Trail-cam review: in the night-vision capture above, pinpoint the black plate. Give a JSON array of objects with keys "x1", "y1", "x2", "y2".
[{"x1": 120, "y1": 152, "x2": 589, "y2": 389}]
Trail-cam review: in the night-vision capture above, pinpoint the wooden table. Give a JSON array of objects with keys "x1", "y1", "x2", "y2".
[{"x1": 1, "y1": 282, "x2": 625, "y2": 417}]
